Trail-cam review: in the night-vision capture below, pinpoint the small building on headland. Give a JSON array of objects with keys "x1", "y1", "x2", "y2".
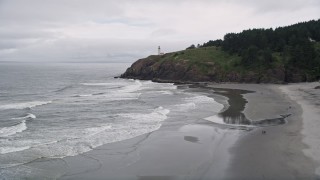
[{"x1": 158, "y1": 46, "x2": 164, "y2": 55}]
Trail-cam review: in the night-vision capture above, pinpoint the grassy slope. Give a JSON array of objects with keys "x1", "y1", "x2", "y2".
[
  {"x1": 156, "y1": 46, "x2": 242, "y2": 74},
  {"x1": 169, "y1": 42, "x2": 320, "y2": 73}
]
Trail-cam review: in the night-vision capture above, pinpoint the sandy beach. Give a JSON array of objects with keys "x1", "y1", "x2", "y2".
[
  {"x1": 16, "y1": 82, "x2": 320, "y2": 179},
  {"x1": 208, "y1": 83, "x2": 320, "y2": 179},
  {"x1": 280, "y1": 83, "x2": 320, "y2": 177}
]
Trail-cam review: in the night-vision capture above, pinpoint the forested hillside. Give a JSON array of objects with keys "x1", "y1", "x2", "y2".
[
  {"x1": 121, "y1": 19, "x2": 320, "y2": 83},
  {"x1": 198, "y1": 19, "x2": 320, "y2": 80}
]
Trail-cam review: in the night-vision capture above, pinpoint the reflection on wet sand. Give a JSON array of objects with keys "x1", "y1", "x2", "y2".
[
  {"x1": 190, "y1": 85, "x2": 289, "y2": 127},
  {"x1": 214, "y1": 88, "x2": 253, "y2": 125},
  {"x1": 214, "y1": 88, "x2": 289, "y2": 127}
]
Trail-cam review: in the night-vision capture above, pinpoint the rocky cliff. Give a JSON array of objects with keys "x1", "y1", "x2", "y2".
[{"x1": 120, "y1": 47, "x2": 313, "y2": 83}]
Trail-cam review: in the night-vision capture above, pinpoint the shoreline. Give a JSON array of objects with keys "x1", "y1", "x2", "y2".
[
  {"x1": 58, "y1": 84, "x2": 244, "y2": 179},
  {"x1": 13, "y1": 80, "x2": 320, "y2": 179}
]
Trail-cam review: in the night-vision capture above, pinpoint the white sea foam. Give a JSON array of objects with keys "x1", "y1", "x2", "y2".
[
  {"x1": 185, "y1": 95, "x2": 224, "y2": 113},
  {"x1": 0, "y1": 105, "x2": 171, "y2": 168},
  {"x1": 139, "y1": 81, "x2": 177, "y2": 90},
  {"x1": 0, "y1": 139, "x2": 46, "y2": 155},
  {"x1": 0, "y1": 101, "x2": 52, "y2": 110},
  {"x1": 0, "y1": 120, "x2": 27, "y2": 137},
  {"x1": 65, "y1": 107, "x2": 169, "y2": 153},
  {"x1": 185, "y1": 95, "x2": 217, "y2": 103},
  {"x1": 0, "y1": 146, "x2": 30, "y2": 155},
  {"x1": 81, "y1": 83, "x2": 114, "y2": 86},
  {"x1": 103, "y1": 93, "x2": 141, "y2": 101},
  {"x1": 0, "y1": 146, "x2": 31, "y2": 154},
  {"x1": 118, "y1": 80, "x2": 142, "y2": 93},
  {"x1": 12, "y1": 113, "x2": 36, "y2": 120},
  {"x1": 1, "y1": 107, "x2": 170, "y2": 158},
  {"x1": 174, "y1": 103, "x2": 196, "y2": 112},
  {"x1": 118, "y1": 106, "x2": 170, "y2": 123},
  {"x1": 157, "y1": 91, "x2": 174, "y2": 95},
  {"x1": 76, "y1": 107, "x2": 168, "y2": 154},
  {"x1": 0, "y1": 139, "x2": 61, "y2": 156},
  {"x1": 85, "y1": 125, "x2": 112, "y2": 137}
]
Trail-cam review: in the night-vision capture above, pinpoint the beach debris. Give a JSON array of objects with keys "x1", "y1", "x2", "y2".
[
  {"x1": 262, "y1": 130, "x2": 266, "y2": 134},
  {"x1": 315, "y1": 86, "x2": 320, "y2": 89}
]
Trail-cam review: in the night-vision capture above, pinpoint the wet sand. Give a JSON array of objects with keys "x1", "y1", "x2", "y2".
[
  {"x1": 207, "y1": 83, "x2": 319, "y2": 179},
  {"x1": 20, "y1": 83, "x2": 320, "y2": 179}
]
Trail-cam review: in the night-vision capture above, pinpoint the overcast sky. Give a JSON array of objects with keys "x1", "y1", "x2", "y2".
[{"x1": 0, "y1": 0, "x2": 319, "y2": 62}]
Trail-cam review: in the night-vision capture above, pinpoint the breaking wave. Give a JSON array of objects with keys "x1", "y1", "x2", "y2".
[
  {"x1": 0, "y1": 101, "x2": 52, "y2": 110},
  {"x1": 0, "y1": 120, "x2": 27, "y2": 137},
  {"x1": 0, "y1": 146, "x2": 31, "y2": 154},
  {"x1": 11, "y1": 113, "x2": 36, "y2": 120}
]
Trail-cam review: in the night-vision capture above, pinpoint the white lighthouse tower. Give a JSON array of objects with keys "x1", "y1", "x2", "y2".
[{"x1": 158, "y1": 46, "x2": 164, "y2": 55}]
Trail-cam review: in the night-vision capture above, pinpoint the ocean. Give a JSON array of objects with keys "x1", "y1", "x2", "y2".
[{"x1": 0, "y1": 62, "x2": 224, "y2": 177}]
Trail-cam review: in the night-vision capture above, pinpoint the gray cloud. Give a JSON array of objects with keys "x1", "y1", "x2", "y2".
[
  {"x1": 230, "y1": 0, "x2": 320, "y2": 12},
  {"x1": 0, "y1": 0, "x2": 319, "y2": 62}
]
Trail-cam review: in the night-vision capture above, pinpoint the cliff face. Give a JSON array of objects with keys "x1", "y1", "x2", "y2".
[
  {"x1": 120, "y1": 48, "x2": 314, "y2": 84},
  {"x1": 120, "y1": 55, "x2": 209, "y2": 82}
]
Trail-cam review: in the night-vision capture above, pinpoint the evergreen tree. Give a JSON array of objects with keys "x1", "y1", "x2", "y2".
[
  {"x1": 242, "y1": 46, "x2": 259, "y2": 66},
  {"x1": 189, "y1": 19, "x2": 320, "y2": 80},
  {"x1": 186, "y1": 44, "x2": 196, "y2": 50}
]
